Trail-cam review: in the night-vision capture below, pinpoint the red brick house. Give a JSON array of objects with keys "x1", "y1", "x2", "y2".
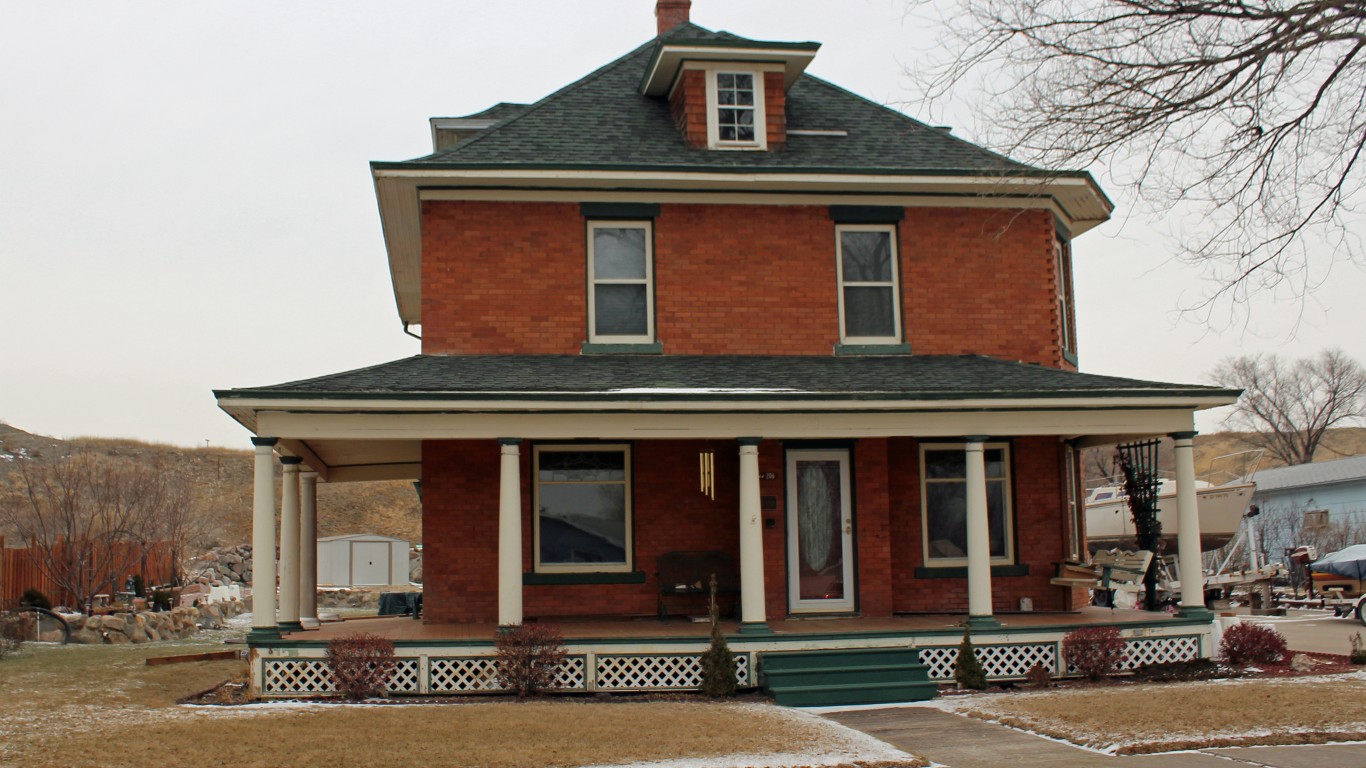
[{"x1": 217, "y1": 2, "x2": 1238, "y2": 702}]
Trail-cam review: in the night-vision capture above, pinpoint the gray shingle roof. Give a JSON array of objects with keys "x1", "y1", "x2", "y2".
[
  {"x1": 216, "y1": 354, "x2": 1235, "y2": 403},
  {"x1": 377, "y1": 23, "x2": 1034, "y2": 175},
  {"x1": 1252, "y1": 455, "x2": 1366, "y2": 492}
]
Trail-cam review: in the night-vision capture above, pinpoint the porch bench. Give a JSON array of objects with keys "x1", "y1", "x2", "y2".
[
  {"x1": 656, "y1": 550, "x2": 739, "y2": 620},
  {"x1": 1049, "y1": 550, "x2": 1153, "y2": 593}
]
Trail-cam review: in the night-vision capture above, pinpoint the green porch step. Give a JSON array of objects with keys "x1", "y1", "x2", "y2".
[{"x1": 760, "y1": 647, "x2": 937, "y2": 706}]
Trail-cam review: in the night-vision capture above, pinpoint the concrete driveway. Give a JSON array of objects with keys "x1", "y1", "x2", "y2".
[
  {"x1": 827, "y1": 707, "x2": 1366, "y2": 768},
  {"x1": 1239, "y1": 607, "x2": 1365, "y2": 655}
]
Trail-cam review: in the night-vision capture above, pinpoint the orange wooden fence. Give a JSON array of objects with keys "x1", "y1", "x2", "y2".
[{"x1": 0, "y1": 536, "x2": 176, "y2": 610}]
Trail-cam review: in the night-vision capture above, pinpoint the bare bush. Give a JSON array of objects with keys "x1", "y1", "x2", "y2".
[
  {"x1": 324, "y1": 632, "x2": 397, "y2": 700},
  {"x1": 495, "y1": 624, "x2": 567, "y2": 699}
]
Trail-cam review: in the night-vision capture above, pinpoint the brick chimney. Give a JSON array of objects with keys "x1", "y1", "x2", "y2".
[{"x1": 656, "y1": 0, "x2": 691, "y2": 36}]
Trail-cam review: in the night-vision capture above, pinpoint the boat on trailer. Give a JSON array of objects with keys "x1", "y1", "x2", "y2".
[{"x1": 1085, "y1": 479, "x2": 1256, "y2": 553}]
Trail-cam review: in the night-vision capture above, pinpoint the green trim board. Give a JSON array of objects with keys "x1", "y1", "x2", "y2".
[
  {"x1": 834, "y1": 343, "x2": 912, "y2": 356},
  {"x1": 581, "y1": 202, "x2": 660, "y2": 219},
  {"x1": 579, "y1": 342, "x2": 664, "y2": 355},
  {"x1": 249, "y1": 617, "x2": 1212, "y2": 651},
  {"x1": 914, "y1": 564, "x2": 1031, "y2": 579},
  {"x1": 523, "y1": 571, "x2": 647, "y2": 585},
  {"x1": 828, "y1": 205, "x2": 906, "y2": 223}
]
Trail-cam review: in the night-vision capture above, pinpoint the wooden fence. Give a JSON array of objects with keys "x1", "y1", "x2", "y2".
[{"x1": 0, "y1": 536, "x2": 176, "y2": 610}]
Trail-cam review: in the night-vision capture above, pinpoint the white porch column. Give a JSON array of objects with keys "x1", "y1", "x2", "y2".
[
  {"x1": 299, "y1": 470, "x2": 319, "y2": 629},
  {"x1": 497, "y1": 439, "x2": 523, "y2": 626},
  {"x1": 277, "y1": 457, "x2": 302, "y2": 632},
  {"x1": 249, "y1": 437, "x2": 279, "y2": 638},
  {"x1": 1172, "y1": 430, "x2": 1210, "y2": 617},
  {"x1": 964, "y1": 437, "x2": 998, "y2": 626},
  {"x1": 737, "y1": 438, "x2": 770, "y2": 633}
]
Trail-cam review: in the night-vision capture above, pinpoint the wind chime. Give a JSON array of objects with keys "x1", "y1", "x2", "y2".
[{"x1": 699, "y1": 451, "x2": 715, "y2": 500}]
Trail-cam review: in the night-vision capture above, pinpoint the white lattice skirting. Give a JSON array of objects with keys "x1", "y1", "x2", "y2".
[
  {"x1": 262, "y1": 652, "x2": 750, "y2": 696},
  {"x1": 920, "y1": 634, "x2": 1201, "y2": 680}
]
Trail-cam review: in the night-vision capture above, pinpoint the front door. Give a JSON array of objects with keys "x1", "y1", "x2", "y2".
[{"x1": 786, "y1": 449, "x2": 855, "y2": 613}]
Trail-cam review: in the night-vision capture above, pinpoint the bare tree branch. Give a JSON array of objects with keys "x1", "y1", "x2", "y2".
[{"x1": 909, "y1": 0, "x2": 1366, "y2": 317}]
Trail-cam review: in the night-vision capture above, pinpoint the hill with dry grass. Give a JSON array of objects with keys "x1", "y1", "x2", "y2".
[{"x1": 0, "y1": 422, "x2": 421, "y2": 547}]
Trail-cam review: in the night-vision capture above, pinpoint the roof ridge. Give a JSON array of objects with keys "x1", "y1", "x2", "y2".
[
  {"x1": 794, "y1": 73, "x2": 1034, "y2": 171},
  {"x1": 419, "y1": 35, "x2": 667, "y2": 162}
]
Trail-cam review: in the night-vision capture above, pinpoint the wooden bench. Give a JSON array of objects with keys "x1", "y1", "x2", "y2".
[
  {"x1": 1050, "y1": 549, "x2": 1154, "y2": 593},
  {"x1": 656, "y1": 550, "x2": 739, "y2": 620}
]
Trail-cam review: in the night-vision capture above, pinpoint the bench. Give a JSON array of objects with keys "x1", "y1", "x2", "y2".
[
  {"x1": 656, "y1": 550, "x2": 739, "y2": 620},
  {"x1": 1050, "y1": 549, "x2": 1154, "y2": 593}
]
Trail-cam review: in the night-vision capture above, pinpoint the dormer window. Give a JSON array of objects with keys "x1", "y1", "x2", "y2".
[
  {"x1": 702, "y1": 66, "x2": 767, "y2": 150},
  {"x1": 716, "y1": 73, "x2": 757, "y2": 143}
]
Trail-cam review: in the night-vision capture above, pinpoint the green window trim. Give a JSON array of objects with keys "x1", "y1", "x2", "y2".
[
  {"x1": 523, "y1": 571, "x2": 647, "y2": 585},
  {"x1": 913, "y1": 564, "x2": 1031, "y2": 579}
]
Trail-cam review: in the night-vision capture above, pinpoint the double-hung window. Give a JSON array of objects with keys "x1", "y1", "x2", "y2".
[
  {"x1": 836, "y1": 224, "x2": 902, "y2": 343},
  {"x1": 533, "y1": 445, "x2": 632, "y2": 573},
  {"x1": 715, "y1": 72, "x2": 757, "y2": 143},
  {"x1": 920, "y1": 443, "x2": 1014, "y2": 566},
  {"x1": 588, "y1": 221, "x2": 654, "y2": 344}
]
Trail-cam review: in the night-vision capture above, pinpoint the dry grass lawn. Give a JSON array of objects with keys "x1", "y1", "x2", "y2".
[
  {"x1": 956, "y1": 673, "x2": 1366, "y2": 754},
  {"x1": 0, "y1": 638, "x2": 921, "y2": 768}
]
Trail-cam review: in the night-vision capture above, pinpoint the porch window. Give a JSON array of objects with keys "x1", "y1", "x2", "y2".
[
  {"x1": 533, "y1": 445, "x2": 632, "y2": 573},
  {"x1": 1065, "y1": 444, "x2": 1082, "y2": 560},
  {"x1": 920, "y1": 443, "x2": 1014, "y2": 566},
  {"x1": 588, "y1": 222, "x2": 654, "y2": 344},
  {"x1": 836, "y1": 224, "x2": 902, "y2": 343}
]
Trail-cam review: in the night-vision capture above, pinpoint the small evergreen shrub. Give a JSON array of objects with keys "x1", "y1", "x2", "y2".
[
  {"x1": 1351, "y1": 633, "x2": 1366, "y2": 665},
  {"x1": 19, "y1": 589, "x2": 51, "y2": 611},
  {"x1": 324, "y1": 632, "x2": 397, "y2": 700},
  {"x1": 495, "y1": 623, "x2": 567, "y2": 699},
  {"x1": 699, "y1": 576, "x2": 737, "y2": 697},
  {"x1": 1024, "y1": 661, "x2": 1052, "y2": 688},
  {"x1": 1063, "y1": 626, "x2": 1126, "y2": 680},
  {"x1": 1220, "y1": 622, "x2": 1287, "y2": 665},
  {"x1": 953, "y1": 627, "x2": 987, "y2": 690}
]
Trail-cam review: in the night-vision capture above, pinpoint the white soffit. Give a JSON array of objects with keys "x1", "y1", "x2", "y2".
[{"x1": 641, "y1": 44, "x2": 818, "y2": 96}]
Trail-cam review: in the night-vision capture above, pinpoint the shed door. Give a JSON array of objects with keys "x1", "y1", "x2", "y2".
[{"x1": 350, "y1": 541, "x2": 391, "y2": 586}]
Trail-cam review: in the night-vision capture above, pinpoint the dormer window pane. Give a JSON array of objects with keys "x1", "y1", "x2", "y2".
[{"x1": 716, "y1": 72, "x2": 756, "y2": 143}]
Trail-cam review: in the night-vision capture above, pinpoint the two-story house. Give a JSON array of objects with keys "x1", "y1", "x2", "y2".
[{"x1": 216, "y1": 1, "x2": 1239, "y2": 703}]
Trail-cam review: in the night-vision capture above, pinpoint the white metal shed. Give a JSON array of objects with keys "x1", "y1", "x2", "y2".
[{"x1": 316, "y1": 533, "x2": 410, "y2": 587}]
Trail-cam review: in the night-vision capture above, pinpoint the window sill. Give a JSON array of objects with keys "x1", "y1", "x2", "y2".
[
  {"x1": 524, "y1": 571, "x2": 647, "y2": 585},
  {"x1": 914, "y1": 564, "x2": 1030, "y2": 579},
  {"x1": 581, "y1": 342, "x2": 664, "y2": 355},
  {"x1": 835, "y1": 343, "x2": 912, "y2": 356}
]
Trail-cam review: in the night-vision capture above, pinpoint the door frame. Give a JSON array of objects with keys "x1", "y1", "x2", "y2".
[{"x1": 785, "y1": 448, "x2": 856, "y2": 614}]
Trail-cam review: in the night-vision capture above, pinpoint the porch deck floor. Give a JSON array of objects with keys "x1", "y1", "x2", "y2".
[{"x1": 287, "y1": 606, "x2": 1186, "y2": 643}]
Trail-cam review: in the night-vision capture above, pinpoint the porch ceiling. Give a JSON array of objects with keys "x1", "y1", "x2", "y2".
[{"x1": 215, "y1": 354, "x2": 1238, "y2": 482}]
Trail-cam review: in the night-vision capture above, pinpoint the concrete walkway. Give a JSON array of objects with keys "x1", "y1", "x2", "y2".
[{"x1": 826, "y1": 707, "x2": 1366, "y2": 767}]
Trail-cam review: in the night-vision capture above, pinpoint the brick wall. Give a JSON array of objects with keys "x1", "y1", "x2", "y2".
[
  {"x1": 764, "y1": 71, "x2": 786, "y2": 150},
  {"x1": 669, "y1": 70, "x2": 707, "y2": 148},
  {"x1": 421, "y1": 201, "x2": 1069, "y2": 366},
  {"x1": 421, "y1": 436, "x2": 1074, "y2": 623}
]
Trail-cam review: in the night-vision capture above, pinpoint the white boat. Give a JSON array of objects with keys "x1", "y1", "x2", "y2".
[{"x1": 1085, "y1": 479, "x2": 1255, "y2": 553}]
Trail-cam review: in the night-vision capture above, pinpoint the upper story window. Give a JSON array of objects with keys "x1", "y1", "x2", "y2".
[
  {"x1": 716, "y1": 72, "x2": 757, "y2": 143},
  {"x1": 588, "y1": 221, "x2": 654, "y2": 344},
  {"x1": 704, "y1": 66, "x2": 767, "y2": 150},
  {"x1": 836, "y1": 224, "x2": 902, "y2": 344},
  {"x1": 1055, "y1": 232, "x2": 1076, "y2": 358}
]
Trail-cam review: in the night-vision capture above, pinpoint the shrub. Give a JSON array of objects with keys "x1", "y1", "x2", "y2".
[
  {"x1": 953, "y1": 627, "x2": 987, "y2": 690},
  {"x1": 698, "y1": 579, "x2": 736, "y2": 697},
  {"x1": 19, "y1": 589, "x2": 51, "y2": 611},
  {"x1": 1220, "y1": 622, "x2": 1287, "y2": 665},
  {"x1": 1024, "y1": 662, "x2": 1052, "y2": 688},
  {"x1": 1063, "y1": 626, "x2": 1126, "y2": 680},
  {"x1": 324, "y1": 632, "x2": 397, "y2": 700},
  {"x1": 1352, "y1": 633, "x2": 1366, "y2": 665},
  {"x1": 0, "y1": 613, "x2": 34, "y2": 659},
  {"x1": 495, "y1": 623, "x2": 567, "y2": 699},
  {"x1": 149, "y1": 589, "x2": 174, "y2": 612}
]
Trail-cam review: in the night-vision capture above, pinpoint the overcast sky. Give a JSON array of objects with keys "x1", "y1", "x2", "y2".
[{"x1": 3, "y1": 1, "x2": 1363, "y2": 448}]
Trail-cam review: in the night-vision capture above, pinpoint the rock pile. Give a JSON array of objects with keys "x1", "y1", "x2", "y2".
[
  {"x1": 188, "y1": 545, "x2": 252, "y2": 586},
  {"x1": 65, "y1": 601, "x2": 248, "y2": 645}
]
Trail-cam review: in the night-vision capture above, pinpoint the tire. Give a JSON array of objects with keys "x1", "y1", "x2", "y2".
[
  {"x1": 17, "y1": 607, "x2": 70, "y2": 644},
  {"x1": 1356, "y1": 598, "x2": 1366, "y2": 627}
]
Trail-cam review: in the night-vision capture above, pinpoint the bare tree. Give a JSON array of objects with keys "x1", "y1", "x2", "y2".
[
  {"x1": 910, "y1": 0, "x2": 1366, "y2": 313},
  {"x1": 1210, "y1": 348, "x2": 1366, "y2": 464},
  {"x1": 0, "y1": 452, "x2": 189, "y2": 612}
]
